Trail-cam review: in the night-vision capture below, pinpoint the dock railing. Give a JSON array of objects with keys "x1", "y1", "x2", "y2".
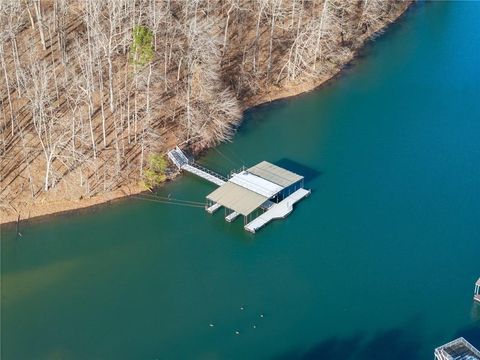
[
  {"x1": 190, "y1": 161, "x2": 228, "y2": 182},
  {"x1": 229, "y1": 165, "x2": 246, "y2": 178},
  {"x1": 434, "y1": 337, "x2": 480, "y2": 360}
]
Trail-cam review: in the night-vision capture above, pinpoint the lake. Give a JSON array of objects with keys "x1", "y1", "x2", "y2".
[{"x1": 1, "y1": 2, "x2": 479, "y2": 359}]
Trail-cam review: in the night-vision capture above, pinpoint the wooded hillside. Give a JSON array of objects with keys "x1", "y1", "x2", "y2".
[{"x1": 0, "y1": 0, "x2": 410, "y2": 221}]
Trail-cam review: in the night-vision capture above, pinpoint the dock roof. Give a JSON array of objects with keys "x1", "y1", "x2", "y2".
[
  {"x1": 248, "y1": 161, "x2": 303, "y2": 188},
  {"x1": 206, "y1": 161, "x2": 304, "y2": 216},
  {"x1": 229, "y1": 171, "x2": 283, "y2": 198},
  {"x1": 207, "y1": 182, "x2": 269, "y2": 216}
]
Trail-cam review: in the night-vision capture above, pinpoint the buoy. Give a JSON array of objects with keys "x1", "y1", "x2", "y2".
[
  {"x1": 253, "y1": 325, "x2": 257, "y2": 329},
  {"x1": 209, "y1": 323, "x2": 214, "y2": 327},
  {"x1": 240, "y1": 306, "x2": 244, "y2": 310},
  {"x1": 235, "y1": 330, "x2": 240, "y2": 335},
  {"x1": 260, "y1": 314, "x2": 264, "y2": 318}
]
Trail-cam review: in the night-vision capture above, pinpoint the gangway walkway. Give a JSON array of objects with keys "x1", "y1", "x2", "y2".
[{"x1": 168, "y1": 147, "x2": 226, "y2": 186}]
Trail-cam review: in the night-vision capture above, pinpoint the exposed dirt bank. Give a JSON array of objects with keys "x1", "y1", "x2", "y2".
[{"x1": 0, "y1": 1, "x2": 413, "y2": 226}]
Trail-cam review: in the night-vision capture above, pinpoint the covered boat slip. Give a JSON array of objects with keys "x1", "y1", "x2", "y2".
[
  {"x1": 206, "y1": 181, "x2": 269, "y2": 216},
  {"x1": 205, "y1": 161, "x2": 308, "y2": 232},
  {"x1": 168, "y1": 147, "x2": 309, "y2": 233},
  {"x1": 206, "y1": 161, "x2": 303, "y2": 216},
  {"x1": 248, "y1": 161, "x2": 303, "y2": 188}
]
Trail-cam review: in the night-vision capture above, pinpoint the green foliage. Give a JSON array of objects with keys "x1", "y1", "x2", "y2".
[
  {"x1": 130, "y1": 25, "x2": 154, "y2": 67},
  {"x1": 142, "y1": 154, "x2": 168, "y2": 190}
]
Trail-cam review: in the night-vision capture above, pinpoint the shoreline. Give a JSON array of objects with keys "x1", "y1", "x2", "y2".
[
  {"x1": 0, "y1": 3, "x2": 413, "y2": 227},
  {"x1": 0, "y1": 75, "x2": 335, "y2": 228},
  {"x1": 0, "y1": 67, "x2": 366, "y2": 228}
]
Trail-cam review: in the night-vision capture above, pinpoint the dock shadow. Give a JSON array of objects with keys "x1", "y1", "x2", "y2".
[
  {"x1": 274, "y1": 158, "x2": 322, "y2": 187},
  {"x1": 454, "y1": 322, "x2": 480, "y2": 349},
  {"x1": 271, "y1": 322, "x2": 422, "y2": 360}
]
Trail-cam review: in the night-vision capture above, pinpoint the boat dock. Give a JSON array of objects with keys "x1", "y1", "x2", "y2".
[
  {"x1": 435, "y1": 337, "x2": 480, "y2": 360},
  {"x1": 167, "y1": 147, "x2": 310, "y2": 233},
  {"x1": 475, "y1": 278, "x2": 480, "y2": 303}
]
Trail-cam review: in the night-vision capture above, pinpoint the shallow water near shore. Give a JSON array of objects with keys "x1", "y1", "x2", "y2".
[{"x1": 2, "y1": 2, "x2": 480, "y2": 359}]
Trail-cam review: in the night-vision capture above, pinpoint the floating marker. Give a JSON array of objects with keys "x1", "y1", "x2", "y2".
[
  {"x1": 253, "y1": 325, "x2": 257, "y2": 329},
  {"x1": 260, "y1": 314, "x2": 264, "y2": 318},
  {"x1": 240, "y1": 306, "x2": 244, "y2": 310},
  {"x1": 209, "y1": 323, "x2": 214, "y2": 327},
  {"x1": 235, "y1": 331, "x2": 240, "y2": 335}
]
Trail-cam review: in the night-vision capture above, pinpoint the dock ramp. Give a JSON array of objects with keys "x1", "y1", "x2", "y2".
[{"x1": 167, "y1": 147, "x2": 226, "y2": 186}]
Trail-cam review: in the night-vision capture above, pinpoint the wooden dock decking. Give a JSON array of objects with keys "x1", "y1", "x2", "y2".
[{"x1": 244, "y1": 188, "x2": 311, "y2": 233}]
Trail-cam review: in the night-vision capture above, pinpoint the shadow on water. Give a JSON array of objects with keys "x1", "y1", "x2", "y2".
[
  {"x1": 455, "y1": 320, "x2": 480, "y2": 349},
  {"x1": 236, "y1": 99, "x2": 290, "y2": 135},
  {"x1": 274, "y1": 158, "x2": 322, "y2": 186},
  {"x1": 272, "y1": 323, "x2": 422, "y2": 360}
]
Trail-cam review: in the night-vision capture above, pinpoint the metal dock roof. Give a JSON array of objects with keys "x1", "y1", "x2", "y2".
[
  {"x1": 206, "y1": 161, "x2": 305, "y2": 218},
  {"x1": 248, "y1": 161, "x2": 303, "y2": 188},
  {"x1": 206, "y1": 182, "x2": 269, "y2": 216},
  {"x1": 229, "y1": 171, "x2": 283, "y2": 198}
]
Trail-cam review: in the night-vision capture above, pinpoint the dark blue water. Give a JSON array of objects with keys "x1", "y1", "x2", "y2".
[{"x1": 2, "y1": 2, "x2": 479, "y2": 359}]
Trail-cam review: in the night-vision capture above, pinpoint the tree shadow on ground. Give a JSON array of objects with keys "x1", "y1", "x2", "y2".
[{"x1": 272, "y1": 323, "x2": 422, "y2": 360}]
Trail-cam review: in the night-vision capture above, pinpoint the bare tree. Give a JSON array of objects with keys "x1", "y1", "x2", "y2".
[
  {"x1": 25, "y1": 62, "x2": 69, "y2": 190},
  {"x1": 31, "y1": 0, "x2": 47, "y2": 50}
]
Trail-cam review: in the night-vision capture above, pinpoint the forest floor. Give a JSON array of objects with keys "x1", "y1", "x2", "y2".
[{"x1": 0, "y1": 2, "x2": 412, "y2": 226}]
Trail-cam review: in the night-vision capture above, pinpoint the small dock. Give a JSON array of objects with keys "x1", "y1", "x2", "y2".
[
  {"x1": 167, "y1": 147, "x2": 310, "y2": 233},
  {"x1": 475, "y1": 278, "x2": 480, "y2": 303},
  {"x1": 435, "y1": 337, "x2": 480, "y2": 360}
]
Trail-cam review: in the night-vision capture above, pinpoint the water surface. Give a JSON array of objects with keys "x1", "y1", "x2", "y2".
[{"x1": 2, "y1": 2, "x2": 480, "y2": 359}]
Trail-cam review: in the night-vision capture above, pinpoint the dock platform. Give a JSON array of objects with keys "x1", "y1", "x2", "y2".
[
  {"x1": 206, "y1": 203, "x2": 222, "y2": 214},
  {"x1": 245, "y1": 188, "x2": 311, "y2": 233},
  {"x1": 225, "y1": 211, "x2": 240, "y2": 222}
]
